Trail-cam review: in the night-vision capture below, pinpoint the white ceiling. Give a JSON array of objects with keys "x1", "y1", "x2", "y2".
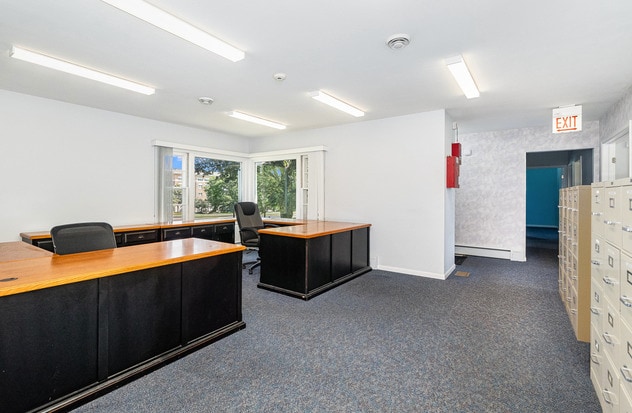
[{"x1": 1, "y1": 0, "x2": 631, "y2": 138}]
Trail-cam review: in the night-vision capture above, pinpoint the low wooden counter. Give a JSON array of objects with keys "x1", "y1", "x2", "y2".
[
  {"x1": 20, "y1": 217, "x2": 237, "y2": 251},
  {"x1": 0, "y1": 239, "x2": 245, "y2": 413},
  {"x1": 258, "y1": 220, "x2": 371, "y2": 300}
]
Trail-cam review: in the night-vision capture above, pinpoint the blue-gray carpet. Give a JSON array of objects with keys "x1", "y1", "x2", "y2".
[{"x1": 71, "y1": 248, "x2": 600, "y2": 412}]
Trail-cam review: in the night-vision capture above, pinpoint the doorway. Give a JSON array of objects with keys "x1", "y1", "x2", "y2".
[{"x1": 526, "y1": 149, "x2": 593, "y2": 251}]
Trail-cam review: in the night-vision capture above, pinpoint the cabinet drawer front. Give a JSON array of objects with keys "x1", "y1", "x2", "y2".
[
  {"x1": 602, "y1": 351, "x2": 621, "y2": 410},
  {"x1": 191, "y1": 225, "x2": 214, "y2": 238},
  {"x1": 603, "y1": 298, "x2": 621, "y2": 361},
  {"x1": 592, "y1": 278, "x2": 604, "y2": 333},
  {"x1": 124, "y1": 230, "x2": 158, "y2": 244},
  {"x1": 619, "y1": 320, "x2": 632, "y2": 395},
  {"x1": 603, "y1": 243, "x2": 621, "y2": 308},
  {"x1": 592, "y1": 185, "x2": 605, "y2": 237},
  {"x1": 214, "y1": 224, "x2": 234, "y2": 234},
  {"x1": 621, "y1": 252, "x2": 632, "y2": 318},
  {"x1": 592, "y1": 323, "x2": 604, "y2": 383},
  {"x1": 162, "y1": 227, "x2": 191, "y2": 241}
]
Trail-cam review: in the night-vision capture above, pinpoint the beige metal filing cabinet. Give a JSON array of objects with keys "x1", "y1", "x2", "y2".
[
  {"x1": 590, "y1": 179, "x2": 632, "y2": 411},
  {"x1": 558, "y1": 185, "x2": 591, "y2": 342}
]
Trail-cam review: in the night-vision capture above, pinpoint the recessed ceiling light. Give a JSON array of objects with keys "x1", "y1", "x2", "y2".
[
  {"x1": 445, "y1": 55, "x2": 480, "y2": 99},
  {"x1": 100, "y1": 0, "x2": 245, "y2": 62},
  {"x1": 228, "y1": 111, "x2": 286, "y2": 130},
  {"x1": 9, "y1": 46, "x2": 155, "y2": 95},
  {"x1": 309, "y1": 91, "x2": 364, "y2": 117}
]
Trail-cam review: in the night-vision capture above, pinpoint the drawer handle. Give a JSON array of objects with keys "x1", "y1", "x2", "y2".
[
  {"x1": 621, "y1": 366, "x2": 632, "y2": 383},
  {"x1": 621, "y1": 296, "x2": 632, "y2": 308},
  {"x1": 603, "y1": 276, "x2": 617, "y2": 286},
  {"x1": 604, "y1": 220, "x2": 618, "y2": 225},
  {"x1": 570, "y1": 309, "x2": 577, "y2": 314},
  {"x1": 592, "y1": 212, "x2": 603, "y2": 216},
  {"x1": 603, "y1": 332, "x2": 618, "y2": 345},
  {"x1": 591, "y1": 354, "x2": 601, "y2": 365},
  {"x1": 590, "y1": 307, "x2": 600, "y2": 315},
  {"x1": 138, "y1": 235, "x2": 145, "y2": 239},
  {"x1": 591, "y1": 260, "x2": 600, "y2": 266},
  {"x1": 603, "y1": 389, "x2": 617, "y2": 405}
]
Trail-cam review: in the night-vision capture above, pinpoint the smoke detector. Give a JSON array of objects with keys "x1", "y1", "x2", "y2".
[
  {"x1": 198, "y1": 97, "x2": 214, "y2": 105},
  {"x1": 273, "y1": 72, "x2": 287, "y2": 81},
  {"x1": 386, "y1": 33, "x2": 410, "y2": 50}
]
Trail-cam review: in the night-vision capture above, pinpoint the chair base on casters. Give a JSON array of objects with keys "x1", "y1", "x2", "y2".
[{"x1": 244, "y1": 260, "x2": 260, "y2": 274}]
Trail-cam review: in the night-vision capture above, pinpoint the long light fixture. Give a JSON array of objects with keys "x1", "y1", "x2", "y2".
[
  {"x1": 228, "y1": 111, "x2": 286, "y2": 130},
  {"x1": 100, "y1": 0, "x2": 245, "y2": 62},
  {"x1": 445, "y1": 55, "x2": 480, "y2": 99},
  {"x1": 10, "y1": 46, "x2": 155, "y2": 95},
  {"x1": 309, "y1": 91, "x2": 364, "y2": 117}
]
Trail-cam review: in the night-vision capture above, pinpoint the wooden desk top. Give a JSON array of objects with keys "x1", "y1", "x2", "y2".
[
  {"x1": 0, "y1": 239, "x2": 245, "y2": 297},
  {"x1": 20, "y1": 218, "x2": 237, "y2": 241},
  {"x1": 258, "y1": 220, "x2": 371, "y2": 239},
  {"x1": 0, "y1": 242, "x2": 53, "y2": 262}
]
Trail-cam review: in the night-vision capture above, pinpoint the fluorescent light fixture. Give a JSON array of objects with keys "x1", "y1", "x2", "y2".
[
  {"x1": 10, "y1": 46, "x2": 155, "y2": 95},
  {"x1": 309, "y1": 91, "x2": 364, "y2": 117},
  {"x1": 229, "y1": 111, "x2": 286, "y2": 130},
  {"x1": 100, "y1": 0, "x2": 245, "y2": 62},
  {"x1": 445, "y1": 55, "x2": 480, "y2": 99}
]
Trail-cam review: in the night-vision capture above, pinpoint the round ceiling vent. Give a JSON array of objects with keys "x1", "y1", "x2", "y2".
[{"x1": 386, "y1": 33, "x2": 410, "y2": 50}]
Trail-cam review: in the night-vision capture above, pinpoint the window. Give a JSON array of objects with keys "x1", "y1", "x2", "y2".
[
  {"x1": 256, "y1": 159, "x2": 297, "y2": 218},
  {"x1": 155, "y1": 141, "x2": 325, "y2": 223},
  {"x1": 192, "y1": 156, "x2": 240, "y2": 220}
]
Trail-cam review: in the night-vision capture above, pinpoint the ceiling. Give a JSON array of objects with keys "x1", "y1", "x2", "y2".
[{"x1": 1, "y1": 0, "x2": 631, "y2": 138}]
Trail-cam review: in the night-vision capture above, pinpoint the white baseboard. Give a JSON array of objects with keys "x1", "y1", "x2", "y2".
[
  {"x1": 456, "y1": 245, "x2": 512, "y2": 260},
  {"x1": 376, "y1": 264, "x2": 449, "y2": 280}
]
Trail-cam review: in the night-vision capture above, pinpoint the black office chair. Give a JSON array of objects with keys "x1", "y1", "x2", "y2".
[
  {"x1": 234, "y1": 202, "x2": 277, "y2": 274},
  {"x1": 50, "y1": 222, "x2": 117, "y2": 255}
]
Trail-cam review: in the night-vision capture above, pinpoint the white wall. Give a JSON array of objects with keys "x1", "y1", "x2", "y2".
[
  {"x1": 249, "y1": 110, "x2": 455, "y2": 279},
  {"x1": 0, "y1": 90, "x2": 249, "y2": 242},
  {"x1": 455, "y1": 121, "x2": 600, "y2": 261}
]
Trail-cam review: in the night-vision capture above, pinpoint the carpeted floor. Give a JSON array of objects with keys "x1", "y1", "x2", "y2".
[{"x1": 71, "y1": 248, "x2": 600, "y2": 413}]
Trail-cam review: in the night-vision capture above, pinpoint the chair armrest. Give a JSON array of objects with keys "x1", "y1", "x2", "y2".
[{"x1": 264, "y1": 224, "x2": 280, "y2": 228}]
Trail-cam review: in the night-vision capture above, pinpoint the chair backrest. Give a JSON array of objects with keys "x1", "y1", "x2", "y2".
[
  {"x1": 51, "y1": 222, "x2": 117, "y2": 255},
  {"x1": 234, "y1": 202, "x2": 264, "y2": 243}
]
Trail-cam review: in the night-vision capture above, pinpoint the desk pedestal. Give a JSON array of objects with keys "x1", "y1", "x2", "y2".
[
  {"x1": 0, "y1": 250, "x2": 243, "y2": 413},
  {"x1": 259, "y1": 227, "x2": 370, "y2": 300}
]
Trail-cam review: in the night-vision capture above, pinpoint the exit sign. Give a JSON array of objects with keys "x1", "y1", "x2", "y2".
[{"x1": 552, "y1": 105, "x2": 582, "y2": 134}]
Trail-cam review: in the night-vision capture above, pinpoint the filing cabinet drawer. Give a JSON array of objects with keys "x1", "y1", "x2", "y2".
[
  {"x1": 592, "y1": 323, "x2": 604, "y2": 383},
  {"x1": 123, "y1": 230, "x2": 159, "y2": 245},
  {"x1": 603, "y1": 243, "x2": 622, "y2": 309},
  {"x1": 592, "y1": 278, "x2": 605, "y2": 332},
  {"x1": 602, "y1": 351, "x2": 621, "y2": 412},
  {"x1": 593, "y1": 367, "x2": 605, "y2": 412},
  {"x1": 603, "y1": 297, "x2": 621, "y2": 360},
  {"x1": 593, "y1": 183, "x2": 605, "y2": 237},
  {"x1": 619, "y1": 319, "x2": 632, "y2": 395},
  {"x1": 605, "y1": 186, "x2": 622, "y2": 247},
  {"x1": 622, "y1": 252, "x2": 632, "y2": 317},
  {"x1": 621, "y1": 185, "x2": 632, "y2": 253}
]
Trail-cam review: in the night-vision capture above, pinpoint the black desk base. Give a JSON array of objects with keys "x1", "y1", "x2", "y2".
[
  {"x1": 258, "y1": 227, "x2": 371, "y2": 300},
  {"x1": 0, "y1": 252, "x2": 244, "y2": 413}
]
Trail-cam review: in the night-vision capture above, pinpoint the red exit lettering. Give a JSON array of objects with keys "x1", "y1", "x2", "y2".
[{"x1": 555, "y1": 115, "x2": 578, "y2": 132}]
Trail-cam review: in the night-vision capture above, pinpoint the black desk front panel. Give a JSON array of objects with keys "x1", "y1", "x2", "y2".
[{"x1": 0, "y1": 280, "x2": 99, "y2": 413}]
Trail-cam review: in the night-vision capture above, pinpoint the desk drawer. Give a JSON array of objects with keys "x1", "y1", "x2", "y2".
[
  {"x1": 214, "y1": 224, "x2": 234, "y2": 234},
  {"x1": 162, "y1": 227, "x2": 191, "y2": 241},
  {"x1": 191, "y1": 225, "x2": 214, "y2": 240},
  {"x1": 123, "y1": 230, "x2": 159, "y2": 245}
]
